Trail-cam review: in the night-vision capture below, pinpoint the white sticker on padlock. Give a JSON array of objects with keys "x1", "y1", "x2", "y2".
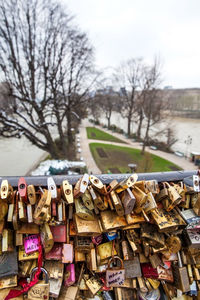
[{"x1": 193, "y1": 175, "x2": 200, "y2": 192}]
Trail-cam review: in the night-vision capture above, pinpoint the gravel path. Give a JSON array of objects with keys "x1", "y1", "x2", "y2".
[{"x1": 79, "y1": 119, "x2": 196, "y2": 173}]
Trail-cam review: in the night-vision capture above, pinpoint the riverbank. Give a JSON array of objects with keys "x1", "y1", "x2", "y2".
[{"x1": 80, "y1": 119, "x2": 196, "y2": 172}]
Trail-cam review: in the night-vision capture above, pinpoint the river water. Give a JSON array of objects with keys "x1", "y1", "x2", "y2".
[
  {"x1": 99, "y1": 112, "x2": 200, "y2": 156},
  {"x1": 0, "y1": 114, "x2": 199, "y2": 176}
]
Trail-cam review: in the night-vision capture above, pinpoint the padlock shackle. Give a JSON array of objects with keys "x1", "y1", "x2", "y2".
[
  {"x1": 30, "y1": 267, "x2": 49, "y2": 283},
  {"x1": 107, "y1": 255, "x2": 124, "y2": 270}
]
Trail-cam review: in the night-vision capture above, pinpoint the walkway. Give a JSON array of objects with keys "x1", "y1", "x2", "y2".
[
  {"x1": 79, "y1": 119, "x2": 196, "y2": 173},
  {"x1": 79, "y1": 120, "x2": 101, "y2": 174}
]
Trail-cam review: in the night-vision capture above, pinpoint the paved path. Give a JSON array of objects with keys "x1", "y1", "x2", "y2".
[
  {"x1": 79, "y1": 119, "x2": 196, "y2": 173},
  {"x1": 79, "y1": 120, "x2": 101, "y2": 174}
]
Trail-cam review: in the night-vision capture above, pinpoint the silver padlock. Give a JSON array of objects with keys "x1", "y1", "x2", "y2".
[{"x1": 28, "y1": 267, "x2": 50, "y2": 300}]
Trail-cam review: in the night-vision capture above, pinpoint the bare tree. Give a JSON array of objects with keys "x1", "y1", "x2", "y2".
[
  {"x1": 97, "y1": 86, "x2": 118, "y2": 128},
  {"x1": 115, "y1": 58, "x2": 143, "y2": 137},
  {"x1": 0, "y1": 0, "x2": 95, "y2": 159},
  {"x1": 141, "y1": 58, "x2": 167, "y2": 153},
  {"x1": 88, "y1": 95, "x2": 102, "y2": 124}
]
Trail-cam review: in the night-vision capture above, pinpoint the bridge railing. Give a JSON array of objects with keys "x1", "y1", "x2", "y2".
[{"x1": 1, "y1": 170, "x2": 197, "y2": 187}]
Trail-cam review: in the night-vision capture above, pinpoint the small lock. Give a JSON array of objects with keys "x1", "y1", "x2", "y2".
[
  {"x1": 28, "y1": 267, "x2": 50, "y2": 300},
  {"x1": 106, "y1": 256, "x2": 125, "y2": 287}
]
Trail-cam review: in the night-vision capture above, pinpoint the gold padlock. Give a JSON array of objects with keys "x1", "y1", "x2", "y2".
[
  {"x1": 28, "y1": 267, "x2": 50, "y2": 300},
  {"x1": 165, "y1": 182, "x2": 182, "y2": 205}
]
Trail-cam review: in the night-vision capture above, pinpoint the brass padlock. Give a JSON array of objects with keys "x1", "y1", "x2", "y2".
[
  {"x1": 115, "y1": 174, "x2": 138, "y2": 193},
  {"x1": 156, "y1": 182, "x2": 169, "y2": 202},
  {"x1": 82, "y1": 189, "x2": 94, "y2": 210},
  {"x1": 74, "y1": 174, "x2": 89, "y2": 198},
  {"x1": 106, "y1": 256, "x2": 125, "y2": 287},
  {"x1": 110, "y1": 190, "x2": 124, "y2": 216},
  {"x1": 165, "y1": 182, "x2": 182, "y2": 205},
  {"x1": 28, "y1": 267, "x2": 50, "y2": 300},
  {"x1": 74, "y1": 197, "x2": 95, "y2": 220},
  {"x1": 84, "y1": 274, "x2": 102, "y2": 295},
  {"x1": 62, "y1": 180, "x2": 74, "y2": 204},
  {"x1": 27, "y1": 185, "x2": 36, "y2": 205}
]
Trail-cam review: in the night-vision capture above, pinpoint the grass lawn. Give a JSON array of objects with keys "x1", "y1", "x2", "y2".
[
  {"x1": 86, "y1": 127, "x2": 126, "y2": 144},
  {"x1": 89, "y1": 143, "x2": 182, "y2": 173}
]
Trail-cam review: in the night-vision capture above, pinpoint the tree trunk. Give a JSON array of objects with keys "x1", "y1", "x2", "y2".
[
  {"x1": 47, "y1": 143, "x2": 60, "y2": 159},
  {"x1": 66, "y1": 110, "x2": 75, "y2": 160},
  {"x1": 127, "y1": 116, "x2": 131, "y2": 137},
  {"x1": 56, "y1": 112, "x2": 68, "y2": 157},
  {"x1": 67, "y1": 110, "x2": 73, "y2": 142},
  {"x1": 141, "y1": 119, "x2": 150, "y2": 154},
  {"x1": 107, "y1": 116, "x2": 111, "y2": 128},
  {"x1": 137, "y1": 110, "x2": 143, "y2": 139}
]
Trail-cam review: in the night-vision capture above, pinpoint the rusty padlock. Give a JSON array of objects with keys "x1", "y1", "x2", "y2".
[{"x1": 106, "y1": 256, "x2": 125, "y2": 287}]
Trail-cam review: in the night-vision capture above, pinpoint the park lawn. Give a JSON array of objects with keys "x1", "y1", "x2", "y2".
[
  {"x1": 86, "y1": 127, "x2": 126, "y2": 144},
  {"x1": 89, "y1": 143, "x2": 182, "y2": 173}
]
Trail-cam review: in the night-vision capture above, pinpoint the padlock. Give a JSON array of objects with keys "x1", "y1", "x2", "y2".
[
  {"x1": 18, "y1": 177, "x2": 28, "y2": 203},
  {"x1": 62, "y1": 243, "x2": 73, "y2": 263},
  {"x1": 28, "y1": 267, "x2": 50, "y2": 300},
  {"x1": 34, "y1": 189, "x2": 51, "y2": 224},
  {"x1": 74, "y1": 214, "x2": 102, "y2": 236},
  {"x1": 44, "y1": 261, "x2": 64, "y2": 298},
  {"x1": 18, "y1": 245, "x2": 39, "y2": 261},
  {"x1": 0, "y1": 198, "x2": 8, "y2": 221},
  {"x1": 115, "y1": 174, "x2": 138, "y2": 193},
  {"x1": 89, "y1": 248, "x2": 97, "y2": 271},
  {"x1": 165, "y1": 181, "x2": 182, "y2": 205},
  {"x1": 7, "y1": 196, "x2": 14, "y2": 222},
  {"x1": 82, "y1": 189, "x2": 94, "y2": 210},
  {"x1": 149, "y1": 253, "x2": 162, "y2": 269},
  {"x1": 172, "y1": 252, "x2": 190, "y2": 293},
  {"x1": 75, "y1": 236, "x2": 93, "y2": 252},
  {"x1": 123, "y1": 256, "x2": 142, "y2": 278},
  {"x1": 110, "y1": 190, "x2": 124, "y2": 216},
  {"x1": 27, "y1": 184, "x2": 36, "y2": 205},
  {"x1": 40, "y1": 223, "x2": 54, "y2": 254},
  {"x1": 156, "y1": 182, "x2": 169, "y2": 202},
  {"x1": 193, "y1": 193, "x2": 200, "y2": 216},
  {"x1": 24, "y1": 234, "x2": 39, "y2": 254},
  {"x1": 142, "y1": 192, "x2": 157, "y2": 213},
  {"x1": 27, "y1": 203, "x2": 33, "y2": 223},
  {"x1": 89, "y1": 175, "x2": 105, "y2": 194},
  {"x1": 0, "y1": 275, "x2": 18, "y2": 290},
  {"x1": 119, "y1": 188, "x2": 135, "y2": 215},
  {"x1": 45, "y1": 243, "x2": 62, "y2": 260},
  {"x1": 106, "y1": 256, "x2": 125, "y2": 287},
  {"x1": 145, "y1": 180, "x2": 160, "y2": 194},
  {"x1": 1, "y1": 179, "x2": 9, "y2": 200},
  {"x1": 2, "y1": 229, "x2": 13, "y2": 252},
  {"x1": 75, "y1": 249, "x2": 86, "y2": 262},
  {"x1": 13, "y1": 192, "x2": 19, "y2": 231},
  {"x1": 18, "y1": 200, "x2": 27, "y2": 222},
  {"x1": 47, "y1": 177, "x2": 57, "y2": 200},
  {"x1": 62, "y1": 180, "x2": 74, "y2": 204},
  {"x1": 75, "y1": 197, "x2": 95, "y2": 220},
  {"x1": 88, "y1": 185, "x2": 107, "y2": 211},
  {"x1": 74, "y1": 174, "x2": 89, "y2": 198},
  {"x1": 15, "y1": 232, "x2": 23, "y2": 246},
  {"x1": 131, "y1": 185, "x2": 147, "y2": 213},
  {"x1": 97, "y1": 241, "x2": 117, "y2": 260},
  {"x1": 84, "y1": 274, "x2": 102, "y2": 295},
  {"x1": 64, "y1": 264, "x2": 75, "y2": 286}
]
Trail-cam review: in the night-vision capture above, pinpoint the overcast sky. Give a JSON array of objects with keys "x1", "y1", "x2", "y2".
[{"x1": 64, "y1": 0, "x2": 200, "y2": 89}]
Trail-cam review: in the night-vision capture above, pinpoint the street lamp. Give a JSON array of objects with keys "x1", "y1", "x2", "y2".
[{"x1": 184, "y1": 135, "x2": 192, "y2": 159}]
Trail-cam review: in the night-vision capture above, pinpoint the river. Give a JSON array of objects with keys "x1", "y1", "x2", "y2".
[
  {"x1": 0, "y1": 136, "x2": 46, "y2": 176},
  {"x1": 99, "y1": 112, "x2": 200, "y2": 156}
]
